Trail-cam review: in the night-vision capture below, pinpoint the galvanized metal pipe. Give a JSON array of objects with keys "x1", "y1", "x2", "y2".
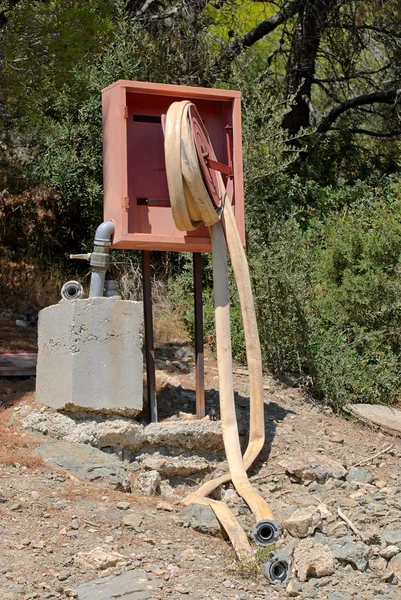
[
  {"x1": 89, "y1": 221, "x2": 115, "y2": 298},
  {"x1": 94, "y1": 220, "x2": 116, "y2": 246}
]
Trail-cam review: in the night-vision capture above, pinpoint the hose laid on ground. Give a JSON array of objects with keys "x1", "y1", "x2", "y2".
[
  {"x1": 164, "y1": 101, "x2": 282, "y2": 553},
  {"x1": 184, "y1": 492, "x2": 252, "y2": 560}
]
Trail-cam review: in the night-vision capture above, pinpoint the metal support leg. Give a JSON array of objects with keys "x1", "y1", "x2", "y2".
[
  {"x1": 193, "y1": 253, "x2": 205, "y2": 419},
  {"x1": 142, "y1": 251, "x2": 158, "y2": 423}
]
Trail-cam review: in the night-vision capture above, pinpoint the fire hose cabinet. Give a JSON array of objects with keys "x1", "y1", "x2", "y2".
[{"x1": 102, "y1": 80, "x2": 245, "y2": 252}]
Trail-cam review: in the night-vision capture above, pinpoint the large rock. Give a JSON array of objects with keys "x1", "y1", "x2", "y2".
[
  {"x1": 293, "y1": 539, "x2": 335, "y2": 582},
  {"x1": 315, "y1": 534, "x2": 371, "y2": 571},
  {"x1": 181, "y1": 503, "x2": 222, "y2": 537},
  {"x1": 74, "y1": 569, "x2": 162, "y2": 600},
  {"x1": 286, "y1": 579, "x2": 303, "y2": 597},
  {"x1": 74, "y1": 547, "x2": 127, "y2": 570},
  {"x1": 388, "y1": 553, "x2": 401, "y2": 583},
  {"x1": 283, "y1": 506, "x2": 322, "y2": 538},
  {"x1": 380, "y1": 545, "x2": 400, "y2": 559},
  {"x1": 369, "y1": 555, "x2": 387, "y2": 574},
  {"x1": 347, "y1": 467, "x2": 373, "y2": 485},
  {"x1": 143, "y1": 421, "x2": 225, "y2": 451},
  {"x1": 159, "y1": 480, "x2": 179, "y2": 499},
  {"x1": 280, "y1": 452, "x2": 346, "y2": 483},
  {"x1": 132, "y1": 471, "x2": 161, "y2": 496},
  {"x1": 345, "y1": 404, "x2": 401, "y2": 437},
  {"x1": 382, "y1": 530, "x2": 401, "y2": 549},
  {"x1": 122, "y1": 513, "x2": 143, "y2": 528},
  {"x1": 34, "y1": 441, "x2": 130, "y2": 490},
  {"x1": 135, "y1": 452, "x2": 213, "y2": 477},
  {"x1": 23, "y1": 410, "x2": 226, "y2": 453},
  {"x1": 36, "y1": 298, "x2": 143, "y2": 414},
  {"x1": 331, "y1": 540, "x2": 371, "y2": 572}
]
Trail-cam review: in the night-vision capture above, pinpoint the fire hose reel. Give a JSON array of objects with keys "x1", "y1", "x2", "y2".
[
  {"x1": 99, "y1": 80, "x2": 289, "y2": 583},
  {"x1": 101, "y1": 80, "x2": 245, "y2": 252}
]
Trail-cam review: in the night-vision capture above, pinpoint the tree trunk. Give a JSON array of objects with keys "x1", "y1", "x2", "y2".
[{"x1": 283, "y1": 0, "x2": 335, "y2": 136}]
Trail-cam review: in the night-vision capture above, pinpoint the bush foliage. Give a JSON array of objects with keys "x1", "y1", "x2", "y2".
[{"x1": 170, "y1": 178, "x2": 401, "y2": 410}]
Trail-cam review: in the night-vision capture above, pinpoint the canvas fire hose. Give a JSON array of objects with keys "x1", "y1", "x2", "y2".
[{"x1": 164, "y1": 101, "x2": 290, "y2": 583}]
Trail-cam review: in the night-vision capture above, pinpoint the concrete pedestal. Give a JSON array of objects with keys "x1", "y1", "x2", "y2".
[{"x1": 36, "y1": 298, "x2": 143, "y2": 415}]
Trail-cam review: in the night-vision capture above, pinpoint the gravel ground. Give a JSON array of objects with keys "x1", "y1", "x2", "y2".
[{"x1": 1, "y1": 342, "x2": 401, "y2": 600}]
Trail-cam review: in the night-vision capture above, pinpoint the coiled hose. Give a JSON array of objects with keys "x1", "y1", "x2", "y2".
[{"x1": 164, "y1": 101, "x2": 284, "y2": 567}]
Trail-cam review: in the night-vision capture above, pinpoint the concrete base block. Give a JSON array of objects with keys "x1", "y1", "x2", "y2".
[{"x1": 36, "y1": 298, "x2": 143, "y2": 415}]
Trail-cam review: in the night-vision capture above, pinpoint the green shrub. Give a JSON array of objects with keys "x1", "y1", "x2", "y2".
[
  {"x1": 308, "y1": 185, "x2": 401, "y2": 408},
  {"x1": 169, "y1": 179, "x2": 401, "y2": 411},
  {"x1": 248, "y1": 216, "x2": 311, "y2": 373}
]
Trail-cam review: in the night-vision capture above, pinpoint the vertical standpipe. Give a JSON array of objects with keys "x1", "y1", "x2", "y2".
[{"x1": 89, "y1": 221, "x2": 115, "y2": 297}]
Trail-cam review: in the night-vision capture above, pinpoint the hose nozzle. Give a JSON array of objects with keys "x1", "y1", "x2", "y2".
[
  {"x1": 263, "y1": 555, "x2": 291, "y2": 584},
  {"x1": 252, "y1": 519, "x2": 282, "y2": 546}
]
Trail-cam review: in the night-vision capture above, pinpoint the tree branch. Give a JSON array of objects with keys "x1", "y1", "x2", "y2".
[
  {"x1": 317, "y1": 89, "x2": 401, "y2": 134},
  {"x1": 135, "y1": 0, "x2": 157, "y2": 16},
  {"x1": 136, "y1": 0, "x2": 210, "y2": 22},
  {"x1": 302, "y1": 94, "x2": 321, "y2": 126},
  {"x1": 333, "y1": 127, "x2": 401, "y2": 138},
  {"x1": 215, "y1": 0, "x2": 303, "y2": 67},
  {"x1": 331, "y1": 23, "x2": 401, "y2": 40},
  {"x1": 312, "y1": 62, "x2": 392, "y2": 84}
]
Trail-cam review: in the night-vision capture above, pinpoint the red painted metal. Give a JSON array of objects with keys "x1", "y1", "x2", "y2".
[
  {"x1": 188, "y1": 105, "x2": 224, "y2": 208},
  {"x1": 205, "y1": 158, "x2": 232, "y2": 177},
  {"x1": 102, "y1": 80, "x2": 245, "y2": 253}
]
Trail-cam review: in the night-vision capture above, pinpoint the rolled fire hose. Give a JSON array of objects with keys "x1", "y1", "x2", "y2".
[{"x1": 164, "y1": 101, "x2": 284, "y2": 559}]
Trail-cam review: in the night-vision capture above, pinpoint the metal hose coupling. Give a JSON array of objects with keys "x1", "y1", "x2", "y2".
[
  {"x1": 263, "y1": 555, "x2": 291, "y2": 584},
  {"x1": 61, "y1": 281, "x2": 84, "y2": 300},
  {"x1": 252, "y1": 519, "x2": 282, "y2": 546}
]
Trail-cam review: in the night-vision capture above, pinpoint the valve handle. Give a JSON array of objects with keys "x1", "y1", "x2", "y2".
[{"x1": 69, "y1": 253, "x2": 91, "y2": 262}]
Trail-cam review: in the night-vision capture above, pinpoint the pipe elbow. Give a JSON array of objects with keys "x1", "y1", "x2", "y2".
[{"x1": 94, "y1": 221, "x2": 115, "y2": 246}]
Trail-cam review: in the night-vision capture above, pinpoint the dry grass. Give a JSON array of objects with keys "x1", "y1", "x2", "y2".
[
  {"x1": 0, "y1": 317, "x2": 38, "y2": 352},
  {"x1": 0, "y1": 377, "x2": 43, "y2": 469},
  {"x1": 0, "y1": 259, "x2": 62, "y2": 319},
  {"x1": 0, "y1": 412, "x2": 44, "y2": 469},
  {"x1": 154, "y1": 313, "x2": 189, "y2": 346},
  {"x1": 113, "y1": 260, "x2": 189, "y2": 345},
  {"x1": 0, "y1": 377, "x2": 35, "y2": 406},
  {"x1": 57, "y1": 479, "x2": 144, "y2": 504},
  {"x1": 226, "y1": 545, "x2": 277, "y2": 580}
]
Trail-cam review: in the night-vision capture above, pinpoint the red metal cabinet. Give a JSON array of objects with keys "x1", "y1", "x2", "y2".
[{"x1": 102, "y1": 80, "x2": 245, "y2": 252}]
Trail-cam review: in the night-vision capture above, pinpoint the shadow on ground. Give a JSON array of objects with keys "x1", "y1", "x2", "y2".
[{"x1": 141, "y1": 376, "x2": 296, "y2": 473}]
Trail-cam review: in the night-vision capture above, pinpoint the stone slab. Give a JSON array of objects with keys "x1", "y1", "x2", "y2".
[
  {"x1": 35, "y1": 298, "x2": 143, "y2": 414},
  {"x1": 34, "y1": 440, "x2": 130, "y2": 490},
  {"x1": 74, "y1": 569, "x2": 162, "y2": 600},
  {"x1": 0, "y1": 352, "x2": 37, "y2": 376},
  {"x1": 22, "y1": 409, "x2": 226, "y2": 455},
  {"x1": 345, "y1": 404, "x2": 401, "y2": 437},
  {"x1": 280, "y1": 451, "x2": 346, "y2": 483}
]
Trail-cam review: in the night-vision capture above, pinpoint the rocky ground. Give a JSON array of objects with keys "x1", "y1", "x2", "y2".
[{"x1": 1, "y1": 341, "x2": 401, "y2": 600}]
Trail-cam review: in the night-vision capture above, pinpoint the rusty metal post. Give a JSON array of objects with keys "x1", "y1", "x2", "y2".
[
  {"x1": 142, "y1": 250, "x2": 158, "y2": 423},
  {"x1": 193, "y1": 252, "x2": 205, "y2": 419}
]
